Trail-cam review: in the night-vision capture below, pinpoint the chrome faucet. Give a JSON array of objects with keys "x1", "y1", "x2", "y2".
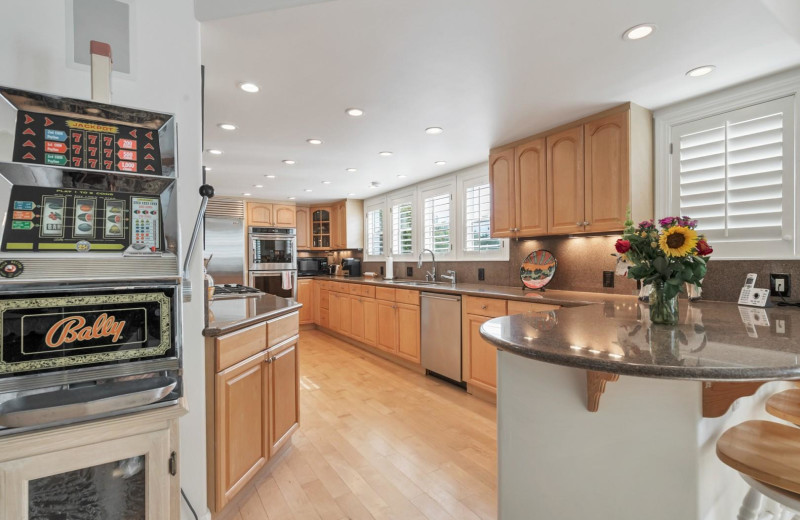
[
  {"x1": 418, "y1": 248, "x2": 437, "y2": 282},
  {"x1": 441, "y1": 270, "x2": 457, "y2": 286}
]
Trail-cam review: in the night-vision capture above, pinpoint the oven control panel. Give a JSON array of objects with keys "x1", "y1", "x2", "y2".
[{"x1": 2, "y1": 186, "x2": 163, "y2": 252}]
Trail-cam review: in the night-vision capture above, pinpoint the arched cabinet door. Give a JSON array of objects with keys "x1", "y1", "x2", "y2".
[
  {"x1": 584, "y1": 111, "x2": 629, "y2": 233},
  {"x1": 515, "y1": 138, "x2": 548, "y2": 237},
  {"x1": 547, "y1": 125, "x2": 585, "y2": 235},
  {"x1": 489, "y1": 149, "x2": 516, "y2": 238}
]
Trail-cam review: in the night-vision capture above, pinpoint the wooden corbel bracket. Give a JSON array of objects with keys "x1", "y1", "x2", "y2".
[{"x1": 586, "y1": 370, "x2": 620, "y2": 412}]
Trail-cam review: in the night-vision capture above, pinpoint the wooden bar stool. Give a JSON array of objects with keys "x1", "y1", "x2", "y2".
[
  {"x1": 768, "y1": 389, "x2": 800, "y2": 427},
  {"x1": 717, "y1": 420, "x2": 800, "y2": 520}
]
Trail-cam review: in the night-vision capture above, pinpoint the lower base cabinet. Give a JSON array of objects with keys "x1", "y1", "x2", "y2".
[
  {"x1": 464, "y1": 313, "x2": 498, "y2": 392},
  {"x1": 207, "y1": 312, "x2": 300, "y2": 513},
  {"x1": 376, "y1": 300, "x2": 398, "y2": 353},
  {"x1": 396, "y1": 303, "x2": 420, "y2": 363},
  {"x1": 297, "y1": 279, "x2": 314, "y2": 324}
]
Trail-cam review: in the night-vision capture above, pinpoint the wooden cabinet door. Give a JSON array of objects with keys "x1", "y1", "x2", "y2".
[
  {"x1": 331, "y1": 201, "x2": 346, "y2": 249},
  {"x1": 489, "y1": 149, "x2": 516, "y2": 238},
  {"x1": 546, "y1": 126, "x2": 585, "y2": 235},
  {"x1": 396, "y1": 303, "x2": 420, "y2": 364},
  {"x1": 515, "y1": 138, "x2": 548, "y2": 236},
  {"x1": 351, "y1": 297, "x2": 365, "y2": 342},
  {"x1": 247, "y1": 202, "x2": 273, "y2": 226},
  {"x1": 295, "y1": 207, "x2": 310, "y2": 249},
  {"x1": 297, "y1": 279, "x2": 314, "y2": 324},
  {"x1": 465, "y1": 314, "x2": 498, "y2": 393},
  {"x1": 267, "y1": 339, "x2": 299, "y2": 457},
  {"x1": 329, "y1": 292, "x2": 340, "y2": 332},
  {"x1": 273, "y1": 204, "x2": 297, "y2": 228},
  {"x1": 584, "y1": 111, "x2": 629, "y2": 233},
  {"x1": 340, "y1": 294, "x2": 353, "y2": 337},
  {"x1": 310, "y1": 207, "x2": 332, "y2": 249},
  {"x1": 363, "y1": 298, "x2": 378, "y2": 347},
  {"x1": 215, "y1": 351, "x2": 268, "y2": 509},
  {"x1": 376, "y1": 301, "x2": 398, "y2": 353}
]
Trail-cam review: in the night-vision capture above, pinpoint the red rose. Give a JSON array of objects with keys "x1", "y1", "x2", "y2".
[
  {"x1": 615, "y1": 239, "x2": 631, "y2": 254},
  {"x1": 696, "y1": 239, "x2": 713, "y2": 256}
]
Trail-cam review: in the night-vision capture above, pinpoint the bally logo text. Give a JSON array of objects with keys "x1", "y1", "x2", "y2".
[{"x1": 45, "y1": 313, "x2": 126, "y2": 349}]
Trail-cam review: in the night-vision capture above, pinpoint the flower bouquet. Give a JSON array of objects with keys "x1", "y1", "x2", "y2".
[{"x1": 614, "y1": 215, "x2": 713, "y2": 324}]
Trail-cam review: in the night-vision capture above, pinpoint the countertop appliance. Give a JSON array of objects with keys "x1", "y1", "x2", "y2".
[
  {"x1": 204, "y1": 198, "x2": 246, "y2": 286},
  {"x1": 421, "y1": 292, "x2": 463, "y2": 383},
  {"x1": 343, "y1": 258, "x2": 362, "y2": 277},
  {"x1": 298, "y1": 256, "x2": 329, "y2": 277}
]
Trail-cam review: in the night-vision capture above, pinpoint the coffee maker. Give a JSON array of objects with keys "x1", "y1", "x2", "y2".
[{"x1": 342, "y1": 258, "x2": 362, "y2": 277}]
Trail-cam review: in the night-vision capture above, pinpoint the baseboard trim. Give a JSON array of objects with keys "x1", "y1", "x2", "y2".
[{"x1": 313, "y1": 326, "x2": 425, "y2": 375}]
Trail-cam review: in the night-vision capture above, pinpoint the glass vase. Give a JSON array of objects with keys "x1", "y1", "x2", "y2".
[{"x1": 649, "y1": 281, "x2": 679, "y2": 325}]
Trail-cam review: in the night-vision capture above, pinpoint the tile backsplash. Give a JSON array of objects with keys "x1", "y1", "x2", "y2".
[{"x1": 363, "y1": 236, "x2": 800, "y2": 303}]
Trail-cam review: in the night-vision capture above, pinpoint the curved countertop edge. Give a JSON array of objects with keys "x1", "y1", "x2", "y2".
[
  {"x1": 309, "y1": 275, "x2": 635, "y2": 307},
  {"x1": 203, "y1": 299, "x2": 303, "y2": 337},
  {"x1": 484, "y1": 332, "x2": 800, "y2": 382}
]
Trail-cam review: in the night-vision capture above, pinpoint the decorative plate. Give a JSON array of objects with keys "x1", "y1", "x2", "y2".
[{"x1": 520, "y1": 249, "x2": 557, "y2": 290}]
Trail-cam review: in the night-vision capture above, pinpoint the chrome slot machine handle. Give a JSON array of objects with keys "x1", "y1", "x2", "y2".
[{"x1": 183, "y1": 184, "x2": 215, "y2": 302}]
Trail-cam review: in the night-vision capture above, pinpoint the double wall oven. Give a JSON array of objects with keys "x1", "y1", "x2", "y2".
[{"x1": 248, "y1": 227, "x2": 297, "y2": 298}]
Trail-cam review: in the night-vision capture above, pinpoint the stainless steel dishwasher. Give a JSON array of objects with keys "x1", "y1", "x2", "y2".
[{"x1": 421, "y1": 292, "x2": 463, "y2": 384}]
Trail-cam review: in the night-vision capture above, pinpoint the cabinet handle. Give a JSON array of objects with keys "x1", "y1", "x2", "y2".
[
  {"x1": 508, "y1": 228, "x2": 514, "y2": 232},
  {"x1": 481, "y1": 305, "x2": 488, "y2": 310},
  {"x1": 583, "y1": 221, "x2": 590, "y2": 226},
  {"x1": 266, "y1": 357, "x2": 274, "y2": 364}
]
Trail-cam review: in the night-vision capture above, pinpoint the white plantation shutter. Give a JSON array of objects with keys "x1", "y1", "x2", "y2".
[
  {"x1": 365, "y1": 207, "x2": 384, "y2": 257},
  {"x1": 464, "y1": 181, "x2": 501, "y2": 252},
  {"x1": 390, "y1": 200, "x2": 413, "y2": 257},
  {"x1": 423, "y1": 192, "x2": 452, "y2": 255},
  {"x1": 671, "y1": 96, "x2": 795, "y2": 258}
]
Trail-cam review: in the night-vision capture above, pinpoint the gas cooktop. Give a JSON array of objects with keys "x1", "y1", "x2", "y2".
[{"x1": 211, "y1": 284, "x2": 264, "y2": 299}]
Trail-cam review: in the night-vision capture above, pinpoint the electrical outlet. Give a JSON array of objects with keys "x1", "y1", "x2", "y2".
[
  {"x1": 478, "y1": 268, "x2": 485, "y2": 281},
  {"x1": 406, "y1": 266, "x2": 413, "y2": 277},
  {"x1": 603, "y1": 271, "x2": 614, "y2": 288},
  {"x1": 770, "y1": 273, "x2": 791, "y2": 297}
]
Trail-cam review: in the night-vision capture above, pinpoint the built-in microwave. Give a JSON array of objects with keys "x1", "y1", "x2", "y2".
[
  {"x1": 297, "y1": 257, "x2": 328, "y2": 276},
  {"x1": 249, "y1": 227, "x2": 296, "y2": 271}
]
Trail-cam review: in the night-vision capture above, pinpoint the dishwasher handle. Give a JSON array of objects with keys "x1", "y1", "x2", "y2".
[{"x1": 421, "y1": 292, "x2": 461, "y2": 302}]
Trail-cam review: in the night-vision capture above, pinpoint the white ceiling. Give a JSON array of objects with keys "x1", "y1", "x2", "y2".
[{"x1": 200, "y1": 0, "x2": 800, "y2": 203}]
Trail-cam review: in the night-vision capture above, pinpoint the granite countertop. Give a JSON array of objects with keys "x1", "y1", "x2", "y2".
[
  {"x1": 311, "y1": 275, "x2": 633, "y2": 307},
  {"x1": 480, "y1": 299, "x2": 800, "y2": 381},
  {"x1": 203, "y1": 294, "x2": 302, "y2": 337}
]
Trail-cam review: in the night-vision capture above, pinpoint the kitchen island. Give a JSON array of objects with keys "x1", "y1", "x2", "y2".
[{"x1": 481, "y1": 300, "x2": 800, "y2": 520}]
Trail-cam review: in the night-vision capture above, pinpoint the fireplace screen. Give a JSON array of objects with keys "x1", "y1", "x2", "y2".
[{"x1": 28, "y1": 456, "x2": 146, "y2": 519}]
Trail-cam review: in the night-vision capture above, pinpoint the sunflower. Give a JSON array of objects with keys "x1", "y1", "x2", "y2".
[{"x1": 658, "y1": 226, "x2": 698, "y2": 257}]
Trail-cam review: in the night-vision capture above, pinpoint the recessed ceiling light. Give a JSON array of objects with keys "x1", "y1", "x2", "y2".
[
  {"x1": 265, "y1": 174, "x2": 276, "y2": 179},
  {"x1": 218, "y1": 123, "x2": 237, "y2": 131},
  {"x1": 242, "y1": 192, "x2": 251, "y2": 196},
  {"x1": 322, "y1": 181, "x2": 332, "y2": 185},
  {"x1": 379, "y1": 151, "x2": 393, "y2": 157},
  {"x1": 307, "y1": 138, "x2": 323, "y2": 145},
  {"x1": 204, "y1": 167, "x2": 212, "y2": 171},
  {"x1": 239, "y1": 82, "x2": 260, "y2": 93},
  {"x1": 346, "y1": 108, "x2": 364, "y2": 117},
  {"x1": 622, "y1": 23, "x2": 656, "y2": 40},
  {"x1": 253, "y1": 184, "x2": 263, "y2": 188},
  {"x1": 425, "y1": 127, "x2": 444, "y2": 135},
  {"x1": 686, "y1": 65, "x2": 716, "y2": 77},
  {"x1": 346, "y1": 168, "x2": 357, "y2": 172},
  {"x1": 434, "y1": 161, "x2": 446, "y2": 166},
  {"x1": 288, "y1": 196, "x2": 296, "y2": 200},
  {"x1": 348, "y1": 193, "x2": 356, "y2": 196},
  {"x1": 397, "y1": 174, "x2": 407, "y2": 178},
  {"x1": 208, "y1": 149, "x2": 223, "y2": 155},
  {"x1": 304, "y1": 189, "x2": 313, "y2": 192},
  {"x1": 283, "y1": 160, "x2": 296, "y2": 165}
]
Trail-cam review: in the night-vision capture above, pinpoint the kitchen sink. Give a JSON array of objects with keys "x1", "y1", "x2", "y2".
[{"x1": 391, "y1": 280, "x2": 445, "y2": 287}]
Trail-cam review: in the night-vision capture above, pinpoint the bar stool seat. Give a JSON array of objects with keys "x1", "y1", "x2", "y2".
[
  {"x1": 768, "y1": 389, "x2": 800, "y2": 426},
  {"x1": 741, "y1": 475, "x2": 800, "y2": 513},
  {"x1": 716, "y1": 420, "x2": 800, "y2": 494}
]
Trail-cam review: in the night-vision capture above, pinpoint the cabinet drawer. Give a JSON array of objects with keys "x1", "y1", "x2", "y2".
[
  {"x1": 216, "y1": 322, "x2": 267, "y2": 372},
  {"x1": 334, "y1": 282, "x2": 348, "y2": 293},
  {"x1": 395, "y1": 289, "x2": 419, "y2": 306},
  {"x1": 320, "y1": 289, "x2": 330, "y2": 309},
  {"x1": 267, "y1": 312, "x2": 299, "y2": 347},
  {"x1": 319, "y1": 308, "x2": 329, "y2": 327},
  {"x1": 464, "y1": 296, "x2": 507, "y2": 318},
  {"x1": 507, "y1": 300, "x2": 560, "y2": 315},
  {"x1": 349, "y1": 284, "x2": 362, "y2": 295},
  {"x1": 360, "y1": 285, "x2": 376, "y2": 298},
  {"x1": 375, "y1": 287, "x2": 396, "y2": 302}
]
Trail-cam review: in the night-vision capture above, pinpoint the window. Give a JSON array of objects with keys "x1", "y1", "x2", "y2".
[
  {"x1": 422, "y1": 192, "x2": 452, "y2": 255},
  {"x1": 390, "y1": 198, "x2": 414, "y2": 257},
  {"x1": 365, "y1": 206, "x2": 384, "y2": 258},
  {"x1": 668, "y1": 96, "x2": 795, "y2": 258},
  {"x1": 464, "y1": 181, "x2": 501, "y2": 253}
]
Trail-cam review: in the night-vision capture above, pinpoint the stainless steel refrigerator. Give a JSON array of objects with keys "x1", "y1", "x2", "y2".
[{"x1": 204, "y1": 199, "x2": 246, "y2": 286}]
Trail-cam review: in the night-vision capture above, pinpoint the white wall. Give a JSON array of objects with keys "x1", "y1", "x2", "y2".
[{"x1": 0, "y1": 2, "x2": 207, "y2": 518}]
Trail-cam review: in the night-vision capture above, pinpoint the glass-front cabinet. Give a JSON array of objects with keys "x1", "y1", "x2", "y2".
[{"x1": 311, "y1": 207, "x2": 331, "y2": 249}]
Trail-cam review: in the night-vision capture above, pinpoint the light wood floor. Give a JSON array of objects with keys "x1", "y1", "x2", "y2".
[{"x1": 216, "y1": 329, "x2": 497, "y2": 520}]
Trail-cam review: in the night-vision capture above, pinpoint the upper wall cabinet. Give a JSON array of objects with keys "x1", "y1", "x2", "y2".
[
  {"x1": 247, "y1": 202, "x2": 297, "y2": 228},
  {"x1": 296, "y1": 206, "x2": 310, "y2": 250},
  {"x1": 489, "y1": 103, "x2": 653, "y2": 238}
]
